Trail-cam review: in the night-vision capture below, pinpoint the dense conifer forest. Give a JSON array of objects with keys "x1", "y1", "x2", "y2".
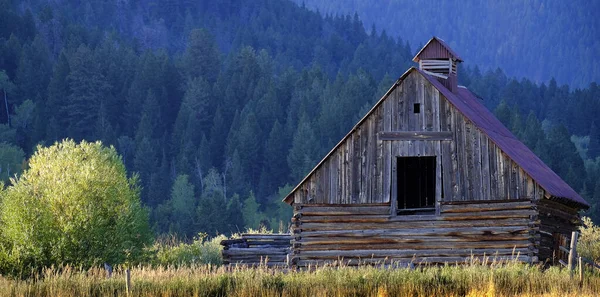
[
  {"x1": 295, "y1": 0, "x2": 600, "y2": 87},
  {"x1": 0, "y1": 0, "x2": 599, "y2": 239}
]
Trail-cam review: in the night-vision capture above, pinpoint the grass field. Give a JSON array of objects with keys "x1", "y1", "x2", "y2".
[{"x1": 1, "y1": 261, "x2": 600, "y2": 297}]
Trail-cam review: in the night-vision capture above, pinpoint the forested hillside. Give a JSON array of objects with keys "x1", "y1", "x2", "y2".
[
  {"x1": 0, "y1": 0, "x2": 599, "y2": 239},
  {"x1": 294, "y1": 0, "x2": 600, "y2": 87}
]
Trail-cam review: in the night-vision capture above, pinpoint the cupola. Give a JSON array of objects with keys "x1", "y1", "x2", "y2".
[{"x1": 413, "y1": 37, "x2": 462, "y2": 93}]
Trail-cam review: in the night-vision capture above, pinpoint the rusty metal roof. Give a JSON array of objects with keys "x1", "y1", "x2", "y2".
[{"x1": 416, "y1": 68, "x2": 589, "y2": 208}]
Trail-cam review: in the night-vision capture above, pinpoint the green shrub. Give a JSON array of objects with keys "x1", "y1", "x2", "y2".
[
  {"x1": 0, "y1": 140, "x2": 151, "y2": 277},
  {"x1": 579, "y1": 216, "x2": 600, "y2": 263},
  {"x1": 153, "y1": 233, "x2": 225, "y2": 267}
]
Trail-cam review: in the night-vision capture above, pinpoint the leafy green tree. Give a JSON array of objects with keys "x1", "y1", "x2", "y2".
[
  {"x1": 0, "y1": 140, "x2": 151, "y2": 275},
  {"x1": 0, "y1": 142, "x2": 24, "y2": 183}
]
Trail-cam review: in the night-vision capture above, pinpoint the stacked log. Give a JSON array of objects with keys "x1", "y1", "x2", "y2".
[
  {"x1": 537, "y1": 199, "x2": 580, "y2": 263},
  {"x1": 221, "y1": 234, "x2": 292, "y2": 267},
  {"x1": 291, "y1": 200, "x2": 539, "y2": 268}
]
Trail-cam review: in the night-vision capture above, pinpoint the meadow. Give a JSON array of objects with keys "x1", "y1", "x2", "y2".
[{"x1": 1, "y1": 261, "x2": 600, "y2": 297}]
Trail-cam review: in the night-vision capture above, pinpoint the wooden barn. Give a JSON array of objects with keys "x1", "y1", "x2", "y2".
[{"x1": 282, "y1": 37, "x2": 590, "y2": 268}]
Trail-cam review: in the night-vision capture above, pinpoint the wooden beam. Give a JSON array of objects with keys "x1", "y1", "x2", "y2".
[
  {"x1": 379, "y1": 131, "x2": 453, "y2": 141},
  {"x1": 423, "y1": 70, "x2": 448, "y2": 79}
]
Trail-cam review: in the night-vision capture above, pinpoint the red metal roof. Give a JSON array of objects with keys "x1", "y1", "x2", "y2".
[
  {"x1": 413, "y1": 37, "x2": 463, "y2": 62},
  {"x1": 416, "y1": 68, "x2": 589, "y2": 208}
]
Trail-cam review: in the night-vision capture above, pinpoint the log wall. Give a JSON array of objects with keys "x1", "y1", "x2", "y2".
[
  {"x1": 221, "y1": 234, "x2": 292, "y2": 267},
  {"x1": 290, "y1": 71, "x2": 545, "y2": 206},
  {"x1": 291, "y1": 200, "x2": 539, "y2": 267},
  {"x1": 536, "y1": 199, "x2": 580, "y2": 263}
]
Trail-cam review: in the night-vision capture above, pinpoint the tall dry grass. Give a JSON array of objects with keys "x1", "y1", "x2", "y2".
[{"x1": 1, "y1": 260, "x2": 600, "y2": 297}]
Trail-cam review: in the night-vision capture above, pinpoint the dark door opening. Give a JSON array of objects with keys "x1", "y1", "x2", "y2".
[{"x1": 397, "y1": 156, "x2": 436, "y2": 215}]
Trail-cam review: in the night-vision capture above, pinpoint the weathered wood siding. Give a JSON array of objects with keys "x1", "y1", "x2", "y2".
[
  {"x1": 291, "y1": 200, "x2": 539, "y2": 267},
  {"x1": 536, "y1": 199, "x2": 580, "y2": 263},
  {"x1": 292, "y1": 71, "x2": 545, "y2": 205}
]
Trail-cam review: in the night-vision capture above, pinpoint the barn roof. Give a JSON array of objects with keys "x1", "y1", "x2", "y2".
[
  {"x1": 413, "y1": 37, "x2": 463, "y2": 62},
  {"x1": 283, "y1": 67, "x2": 589, "y2": 208}
]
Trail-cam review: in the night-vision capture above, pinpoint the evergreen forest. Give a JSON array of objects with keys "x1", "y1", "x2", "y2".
[{"x1": 1, "y1": 0, "x2": 599, "y2": 240}]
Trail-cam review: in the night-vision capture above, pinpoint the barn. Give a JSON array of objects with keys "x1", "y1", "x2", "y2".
[{"x1": 281, "y1": 37, "x2": 590, "y2": 268}]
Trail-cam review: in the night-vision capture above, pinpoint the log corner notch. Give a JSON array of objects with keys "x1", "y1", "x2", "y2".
[{"x1": 378, "y1": 131, "x2": 453, "y2": 141}]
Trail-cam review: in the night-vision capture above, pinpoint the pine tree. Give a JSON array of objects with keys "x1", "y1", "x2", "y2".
[
  {"x1": 169, "y1": 174, "x2": 196, "y2": 238},
  {"x1": 288, "y1": 116, "x2": 319, "y2": 182},
  {"x1": 588, "y1": 121, "x2": 600, "y2": 159},
  {"x1": 226, "y1": 194, "x2": 245, "y2": 234},
  {"x1": 45, "y1": 52, "x2": 70, "y2": 142},
  {"x1": 261, "y1": 120, "x2": 287, "y2": 195},
  {"x1": 181, "y1": 29, "x2": 220, "y2": 83},
  {"x1": 237, "y1": 111, "x2": 262, "y2": 186},
  {"x1": 242, "y1": 191, "x2": 263, "y2": 230},
  {"x1": 133, "y1": 137, "x2": 158, "y2": 203},
  {"x1": 65, "y1": 45, "x2": 111, "y2": 140}
]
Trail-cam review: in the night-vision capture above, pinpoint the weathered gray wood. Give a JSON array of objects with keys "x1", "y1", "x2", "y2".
[
  {"x1": 489, "y1": 141, "x2": 499, "y2": 200},
  {"x1": 464, "y1": 120, "x2": 475, "y2": 200},
  {"x1": 125, "y1": 269, "x2": 131, "y2": 296},
  {"x1": 296, "y1": 241, "x2": 531, "y2": 251},
  {"x1": 298, "y1": 226, "x2": 532, "y2": 238},
  {"x1": 296, "y1": 248, "x2": 531, "y2": 258},
  {"x1": 510, "y1": 158, "x2": 518, "y2": 199},
  {"x1": 378, "y1": 131, "x2": 453, "y2": 141},
  {"x1": 376, "y1": 106, "x2": 383, "y2": 203},
  {"x1": 568, "y1": 231, "x2": 579, "y2": 271},
  {"x1": 297, "y1": 206, "x2": 390, "y2": 216},
  {"x1": 298, "y1": 219, "x2": 535, "y2": 231},
  {"x1": 383, "y1": 98, "x2": 391, "y2": 203}
]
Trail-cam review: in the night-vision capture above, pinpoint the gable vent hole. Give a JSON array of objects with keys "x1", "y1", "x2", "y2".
[{"x1": 414, "y1": 103, "x2": 421, "y2": 113}]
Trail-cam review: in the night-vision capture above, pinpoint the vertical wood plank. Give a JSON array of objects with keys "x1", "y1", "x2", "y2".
[
  {"x1": 398, "y1": 79, "x2": 406, "y2": 131},
  {"x1": 367, "y1": 117, "x2": 375, "y2": 203},
  {"x1": 383, "y1": 89, "x2": 392, "y2": 203},
  {"x1": 330, "y1": 155, "x2": 335, "y2": 204},
  {"x1": 450, "y1": 103, "x2": 460, "y2": 201},
  {"x1": 432, "y1": 85, "x2": 440, "y2": 132},
  {"x1": 376, "y1": 106, "x2": 384, "y2": 203},
  {"x1": 441, "y1": 141, "x2": 452, "y2": 202},
  {"x1": 435, "y1": 139, "x2": 442, "y2": 214},
  {"x1": 489, "y1": 141, "x2": 499, "y2": 200},
  {"x1": 391, "y1": 140, "x2": 398, "y2": 215},
  {"x1": 526, "y1": 175, "x2": 535, "y2": 199},
  {"x1": 511, "y1": 159, "x2": 518, "y2": 199},
  {"x1": 423, "y1": 76, "x2": 433, "y2": 131},
  {"x1": 497, "y1": 147, "x2": 506, "y2": 200},
  {"x1": 353, "y1": 123, "x2": 361, "y2": 203},
  {"x1": 360, "y1": 123, "x2": 368, "y2": 204},
  {"x1": 464, "y1": 119, "x2": 474, "y2": 200},
  {"x1": 502, "y1": 153, "x2": 511, "y2": 200},
  {"x1": 315, "y1": 164, "x2": 323, "y2": 204},
  {"x1": 471, "y1": 128, "x2": 482, "y2": 200},
  {"x1": 481, "y1": 137, "x2": 491, "y2": 201}
]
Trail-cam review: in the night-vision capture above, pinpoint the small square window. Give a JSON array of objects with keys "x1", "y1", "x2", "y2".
[{"x1": 414, "y1": 103, "x2": 421, "y2": 113}]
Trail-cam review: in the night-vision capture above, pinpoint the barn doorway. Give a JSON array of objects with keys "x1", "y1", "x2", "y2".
[{"x1": 397, "y1": 156, "x2": 436, "y2": 215}]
